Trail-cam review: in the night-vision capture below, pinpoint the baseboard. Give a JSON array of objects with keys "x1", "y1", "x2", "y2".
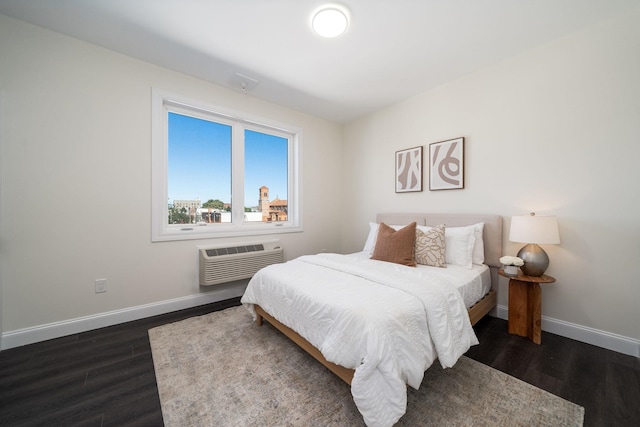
[
  {"x1": 4, "y1": 295, "x2": 637, "y2": 358},
  {"x1": 1, "y1": 283, "x2": 247, "y2": 350},
  {"x1": 496, "y1": 304, "x2": 639, "y2": 358}
]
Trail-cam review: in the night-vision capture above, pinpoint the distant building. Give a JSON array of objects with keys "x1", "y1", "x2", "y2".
[
  {"x1": 172, "y1": 190, "x2": 287, "y2": 224},
  {"x1": 258, "y1": 186, "x2": 287, "y2": 222},
  {"x1": 173, "y1": 199, "x2": 201, "y2": 212},
  {"x1": 172, "y1": 199, "x2": 201, "y2": 223}
]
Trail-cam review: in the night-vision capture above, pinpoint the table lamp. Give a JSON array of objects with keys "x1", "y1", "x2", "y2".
[{"x1": 509, "y1": 213, "x2": 560, "y2": 276}]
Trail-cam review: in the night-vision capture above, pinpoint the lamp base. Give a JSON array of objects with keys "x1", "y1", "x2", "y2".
[{"x1": 517, "y1": 244, "x2": 549, "y2": 277}]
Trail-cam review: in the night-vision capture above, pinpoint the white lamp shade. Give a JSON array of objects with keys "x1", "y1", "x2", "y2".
[{"x1": 509, "y1": 214, "x2": 560, "y2": 245}]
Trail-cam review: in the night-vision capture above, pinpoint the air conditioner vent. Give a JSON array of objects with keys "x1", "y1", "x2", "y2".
[
  {"x1": 199, "y1": 241, "x2": 283, "y2": 286},
  {"x1": 204, "y1": 244, "x2": 265, "y2": 257}
]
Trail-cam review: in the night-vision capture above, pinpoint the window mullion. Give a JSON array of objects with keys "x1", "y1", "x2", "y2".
[
  {"x1": 231, "y1": 123, "x2": 245, "y2": 225},
  {"x1": 288, "y1": 134, "x2": 296, "y2": 222}
]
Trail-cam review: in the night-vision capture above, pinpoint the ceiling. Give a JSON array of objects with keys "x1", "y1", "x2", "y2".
[{"x1": 1, "y1": 0, "x2": 637, "y2": 123}]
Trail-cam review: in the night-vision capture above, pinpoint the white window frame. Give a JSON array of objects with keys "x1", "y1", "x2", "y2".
[{"x1": 151, "y1": 89, "x2": 302, "y2": 242}]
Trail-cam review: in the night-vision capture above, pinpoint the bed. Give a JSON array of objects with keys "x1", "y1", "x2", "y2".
[{"x1": 241, "y1": 213, "x2": 502, "y2": 427}]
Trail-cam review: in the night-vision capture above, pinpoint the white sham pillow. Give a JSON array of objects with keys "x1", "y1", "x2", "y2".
[
  {"x1": 471, "y1": 222, "x2": 485, "y2": 265},
  {"x1": 363, "y1": 222, "x2": 379, "y2": 254},
  {"x1": 418, "y1": 224, "x2": 477, "y2": 268}
]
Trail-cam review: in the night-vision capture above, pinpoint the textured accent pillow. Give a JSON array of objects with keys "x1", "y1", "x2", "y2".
[
  {"x1": 418, "y1": 224, "x2": 476, "y2": 268},
  {"x1": 415, "y1": 224, "x2": 446, "y2": 267},
  {"x1": 371, "y1": 222, "x2": 417, "y2": 267}
]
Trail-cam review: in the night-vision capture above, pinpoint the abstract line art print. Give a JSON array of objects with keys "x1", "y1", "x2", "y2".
[
  {"x1": 395, "y1": 146, "x2": 423, "y2": 193},
  {"x1": 429, "y1": 137, "x2": 464, "y2": 190}
]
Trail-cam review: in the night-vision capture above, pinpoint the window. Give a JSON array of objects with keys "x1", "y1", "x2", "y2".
[{"x1": 152, "y1": 89, "x2": 302, "y2": 241}]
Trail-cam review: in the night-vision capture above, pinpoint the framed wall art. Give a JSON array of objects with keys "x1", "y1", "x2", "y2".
[
  {"x1": 429, "y1": 137, "x2": 464, "y2": 190},
  {"x1": 395, "y1": 146, "x2": 423, "y2": 193}
]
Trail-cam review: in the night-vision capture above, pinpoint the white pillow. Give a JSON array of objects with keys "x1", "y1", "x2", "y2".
[
  {"x1": 363, "y1": 222, "x2": 379, "y2": 254},
  {"x1": 362, "y1": 222, "x2": 406, "y2": 255},
  {"x1": 471, "y1": 222, "x2": 485, "y2": 265},
  {"x1": 418, "y1": 224, "x2": 477, "y2": 268}
]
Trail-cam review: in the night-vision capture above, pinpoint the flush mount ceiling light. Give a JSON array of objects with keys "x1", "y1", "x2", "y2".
[{"x1": 311, "y1": 4, "x2": 350, "y2": 38}]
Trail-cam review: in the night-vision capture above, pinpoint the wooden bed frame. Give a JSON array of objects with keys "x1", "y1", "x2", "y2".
[{"x1": 253, "y1": 213, "x2": 503, "y2": 385}]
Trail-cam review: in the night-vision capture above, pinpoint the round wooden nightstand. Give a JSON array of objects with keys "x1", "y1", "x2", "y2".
[{"x1": 498, "y1": 269, "x2": 556, "y2": 344}]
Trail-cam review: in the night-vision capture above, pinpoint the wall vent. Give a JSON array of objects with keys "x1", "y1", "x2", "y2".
[{"x1": 198, "y1": 240, "x2": 283, "y2": 286}]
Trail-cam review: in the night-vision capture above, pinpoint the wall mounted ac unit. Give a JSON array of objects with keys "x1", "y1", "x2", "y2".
[{"x1": 198, "y1": 240, "x2": 283, "y2": 286}]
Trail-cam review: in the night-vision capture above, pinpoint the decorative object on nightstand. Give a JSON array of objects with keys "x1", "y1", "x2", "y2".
[
  {"x1": 498, "y1": 269, "x2": 556, "y2": 344},
  {"x1": 509, "y1": 213, "x2": 560, "y2": 277},
  {"x1": 499, "y1": 255, "x2": 524, "y2": 276}
]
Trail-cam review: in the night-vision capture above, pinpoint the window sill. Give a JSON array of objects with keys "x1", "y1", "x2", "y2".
[{"x1": 152, "y1": 223, "x2": 303, "y2": 242}]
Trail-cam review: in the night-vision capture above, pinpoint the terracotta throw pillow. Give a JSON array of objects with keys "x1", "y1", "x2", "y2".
[
  {"x1": 371, "y1": 222, "x2": 417, "y2": 267},
  {"x1": 415, "y1": 224, "x2": 446, "y2": 267}
]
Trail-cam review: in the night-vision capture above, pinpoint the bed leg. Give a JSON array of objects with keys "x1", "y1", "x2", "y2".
[{"x1": 256, "y1": 313, "x2": 263, "y2": 326}]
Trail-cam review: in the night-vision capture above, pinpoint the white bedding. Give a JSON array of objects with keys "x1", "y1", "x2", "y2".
[
  {"x1": 241, "y1": 253, "x2": 481, "y2": 427},
  {"x1": 348, "y1": 251, "x2": 491, "y2": 308}
]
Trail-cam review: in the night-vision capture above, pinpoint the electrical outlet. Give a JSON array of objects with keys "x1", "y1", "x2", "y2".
[{"x1": 95, "y1": 279, "x2": 107, "y2": 293}]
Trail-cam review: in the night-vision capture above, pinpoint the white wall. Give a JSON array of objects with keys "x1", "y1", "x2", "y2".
[
  {"x1": 341, "y1": 8, "x2": 640, "y2": 348},
  {"x1": 0, "y1": 14, "x2": 343, "y2": 341}
]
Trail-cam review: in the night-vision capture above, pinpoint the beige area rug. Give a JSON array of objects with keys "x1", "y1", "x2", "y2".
[{"x1": 149, "y1": 306, "x2": 584, "y2": 426}]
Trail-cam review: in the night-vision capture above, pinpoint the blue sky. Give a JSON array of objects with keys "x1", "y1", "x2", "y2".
[{"x1": 168, "y1": 112, "x2": 288, "y2": 208}]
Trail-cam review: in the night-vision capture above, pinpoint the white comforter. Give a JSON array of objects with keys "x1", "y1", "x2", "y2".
[{"x1": 241, "y1": 253, "x2": 479, "y2": 427}]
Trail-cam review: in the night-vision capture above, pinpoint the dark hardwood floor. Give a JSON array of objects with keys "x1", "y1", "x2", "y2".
[
  {"x1": 467, "y1": 316, "x2": 640, "y2": 427},
  {"x1": 1, "y1": 298, "x2": 638, "y2": 426}
]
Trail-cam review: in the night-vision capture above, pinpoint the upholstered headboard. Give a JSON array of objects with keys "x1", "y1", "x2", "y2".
[{"x1": 376, "y1": 213, "x2": 503, "y2": 290}]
